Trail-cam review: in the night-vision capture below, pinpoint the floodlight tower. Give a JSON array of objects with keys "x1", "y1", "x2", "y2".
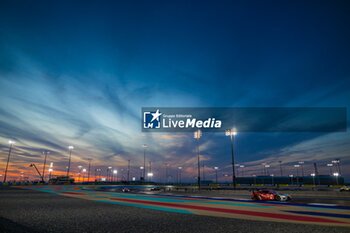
[
  {"x1": 194, "y1": 130, "x2": 202, "y2": 189},
  {"x1": 66, "y1": 146, "x2": 74, "y2": 177},
  {"x1": 178, "y1": 167, "x2": 183, "y2": 184},
  {"x1": 225, "y1": 128, "x2": 237, "y2": 189},
  {"x1": 87, "y1": 158, "x2": 92, "y2": 182},
  {"x1": 142, "y1": 144, "x2": 147, "y2": 182},
  {"x1": 214, "y1": 167, "x2": 219, "y2": 184},
  {"x1": 332, "y1": 159, "x2": 341, "y2": 175},
  {"x1": 298, "y1": 161, "x2": 304, "y2": 177},
  {"x1": 327, "y1": 163, "x2": 333, "y2": 175},
  {"x1": 294, "y1": 164, "x2": 300, "y2": 185},
  {"x1": 3, "y1": 140, "x2": 15, "y2": 183}
]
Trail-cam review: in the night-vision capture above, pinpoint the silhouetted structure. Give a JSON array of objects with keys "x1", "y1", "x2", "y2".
[{"x1": 233, "y1": 175, "x2": 344, "y2": 185}]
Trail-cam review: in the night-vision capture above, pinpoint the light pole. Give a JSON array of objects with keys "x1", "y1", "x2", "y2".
[
  {"x1": 49, "y1": 168, "x2": 53, "y2": 181},
  {"x1": 289, "y1": 174, "x2": 294, "y2": 185},
  {"x1": 225, "y1": 128, "x2": 237, "y2": 189},
  {"x1": 314, "y1": 162, "x2": 320, "y2": 185},
  {"x1": 235, "y1": 164, "x2": 240, "y2": 177},
  {"x1": 239, "y1": 165, "x2": 245, "y2": 177},
  {"x1": 3, "y1": 140, "x2": 15, "y2": 183},
  {"x1": 98, "y1": 168, "x2": 102, "y2": 181},
  {"x1": 311, "y1": 173, "x2": 315, "y2": 186},
  {"x1": 214, "y1": 167, "x2": 219, "y2": 184},
  {"x1": 66, "y1": 146, "x2": 74, "y2": 177},
  {"x1": 299, "y1": 161, "x2": 304, "y2": 177},
  {"x1": 262, "y1": 163, "x2": 266, "y2": 175},
  {"x1": 333, "y1": 172, "x2": 339, "y2": 185},
  {"x1": 194, "y1": 130, "x2": 202, "y2": 189},
  {"x1": 82, "y1": 168, "x2": 86, "y2": 182},
  {"x1": 332, "y1": 159, "x2": 341, "y2": 175},
  {"x1": 121, "y1": 168, "x2": 124, "y2": 181},
  {"x1": 140, "y1": 166, "x2": 144, "y2": 180},
  {"x1": 49, "y1": 162, "x2": 53, "y2": 181},
  {"x1": 253, "y1": 174, "x2": 257, "y2": 185},
  {"x1": 113, "y1": 169, "x2": 117, "y2": 182},
  {"x1": 95, "y1": 168, "x2": 101, "y2": 182},
  {"x1": 127, "y1": 160, "x2": 130, "y2": 182},
  {"x1": 265, "y1": 164, "x2": 270, "y2": 176},
  {"x1": 149, "y1": 161, "x2": 152, "y2": 182},
  {"x1": 164, "y1": 163, "x2": 169, "y2": 183},
  {"x1": 147, "y1": 172, "x2": 153, "y2": 181},
  {"x1": 87, "y1": 158, "x2": 92, "y2": 183},
  {"x1": 42, "y1": 151, "x2": 49, "y2": 182},
  {"x1": 142, "y1": 144, "x2": 147, "y2": 182},
  {"x1": 78, "y1": 165, "x2": 83, "y2": 182},
  {"x1": 178, "y1": 167, "x2": 182, "y2": 184},
  {"x1": 224, "y1": 174, "x2": 229, "y2": 183},
  {"x1": 108, "y1": 167, "x2": 112, "y2": 182},
  {"x1": 327, "y1": 163, "x2": 333, "y2": 175},
  {"x1": 294, "y1": 164, "x2": 300, "y2": 185}
]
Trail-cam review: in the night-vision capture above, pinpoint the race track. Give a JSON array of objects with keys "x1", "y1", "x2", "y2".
[{"x1": 19, "y1": 185, "x2": 350, "y2": 227}]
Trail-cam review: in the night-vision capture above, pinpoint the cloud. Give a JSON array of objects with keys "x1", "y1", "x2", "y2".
[{"x1": 1, "y1": 1, "x2": 350, "y2": 182}]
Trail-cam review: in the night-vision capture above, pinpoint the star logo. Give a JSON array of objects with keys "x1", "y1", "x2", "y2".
[
  {"x1": 143, "y1": 109, "x2": 162, "y2": 129},
  {"x1": 151, "y1": 109, "x2": 162, "y2": 122}
]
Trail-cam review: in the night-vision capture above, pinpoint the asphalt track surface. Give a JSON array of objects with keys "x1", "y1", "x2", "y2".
[
  {"x1": 0, "y1": 187, "x2": 350, "y2": 233},
  {"x1": 160, "y1": 191, "x2": 350, "y2": 206}
]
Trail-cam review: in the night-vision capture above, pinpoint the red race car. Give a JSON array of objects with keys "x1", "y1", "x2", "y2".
[{"x1": 251, "y1": 189, "x2": 291, "y2": 201}]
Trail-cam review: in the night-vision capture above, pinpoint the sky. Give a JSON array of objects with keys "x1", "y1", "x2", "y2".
[{"x1": 0, "y1": 0, "x2": 349, "y2": 182}]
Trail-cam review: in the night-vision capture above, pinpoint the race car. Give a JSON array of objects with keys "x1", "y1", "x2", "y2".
[
  {"x1": 251, "y1": 189, "x2": 291, "y2": 201},
  {"x1": 340, "y1": 185, "x2": 350, "y2": 192},
  {"x1": 122, "y1": 188, "x2": 131, "y2": 192}
]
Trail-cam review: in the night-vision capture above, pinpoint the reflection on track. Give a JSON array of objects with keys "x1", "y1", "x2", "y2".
[{"x1": 20, "y1": 186, "x2": 350, "y2": 227}]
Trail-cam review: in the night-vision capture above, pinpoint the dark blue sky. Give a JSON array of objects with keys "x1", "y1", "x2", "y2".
[{"x1": 0, "y1": 0, "x2": 349, "y2": 181}]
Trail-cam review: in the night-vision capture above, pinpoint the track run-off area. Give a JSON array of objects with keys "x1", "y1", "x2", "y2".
[{"x1": 18, "y1": 185, "x2": 350, "y2": 227}]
